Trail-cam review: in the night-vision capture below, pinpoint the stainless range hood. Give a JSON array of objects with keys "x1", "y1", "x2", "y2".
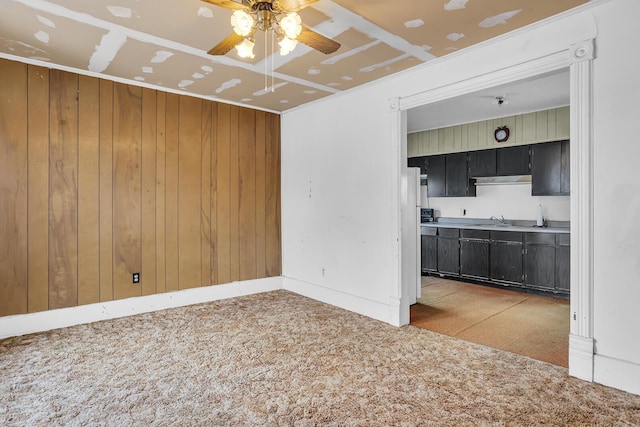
[{"x1": 473, "y1": 175, "x2": 532, "y2": 185}]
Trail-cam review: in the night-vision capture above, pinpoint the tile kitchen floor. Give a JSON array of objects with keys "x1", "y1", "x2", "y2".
[{"x1": 410, "y1": 276, "x2": 570, "y2": 367}]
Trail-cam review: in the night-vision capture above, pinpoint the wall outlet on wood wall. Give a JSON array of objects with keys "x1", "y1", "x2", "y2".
[{"x1": 133, "y1": 273, "x2": 140, "y2": 284}]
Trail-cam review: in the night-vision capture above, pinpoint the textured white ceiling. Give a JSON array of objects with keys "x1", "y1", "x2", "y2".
[
  {"x1": 407, "y1": 69, "x2": 571, "y2": 133},
  {"x1": 0, "y1": 0, "x2": 589, "y2": 112}
]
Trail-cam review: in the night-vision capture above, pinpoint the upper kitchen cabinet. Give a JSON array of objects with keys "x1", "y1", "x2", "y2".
[
  {"x1": 445, "y1": 152, "x2": 476, "y2": 197},
  {"x1": 469, "y1": 145, "x2": 531, "y2": 177},
  {"x1": 408, "y1": 106, "x2": 569, "y2": 157},
  {"x1": 415, "y1": 152, "x2": 475, "y2": 197},
  {"x1": 531, "y1": 140, "x2": 570, "y2": 196},
  {"x1": 424, "y1": 155, "x2": 445, "y2": 197},
  {"x1": 468, "y1": 149, "x2": 497, "y2": 177},
  {"x1": 496, "y1": 145, "x2": 530, "y2": 175}
]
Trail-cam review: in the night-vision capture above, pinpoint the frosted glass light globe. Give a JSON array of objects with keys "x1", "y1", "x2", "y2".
[
  {"x1": 279, "y1": 13, "x2": 302, "y2": 40},
  {"x1": 231, "y1": 10, "x2": 254, "y2": 37}
]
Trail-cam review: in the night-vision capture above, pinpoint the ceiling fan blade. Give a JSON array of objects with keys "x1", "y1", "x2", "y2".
[
  {"x1": 200, "y1": 0, "x2": 246, "y2": 11},
  {"x1": 297, "y1": 26, "x2": 340, "y2": 54},
  {"x1": 207, "y1": 33, "x2": 245, "y2": 55},
  {"x1": 274, "y1": 0, "x2": 319, "y2": 12}
]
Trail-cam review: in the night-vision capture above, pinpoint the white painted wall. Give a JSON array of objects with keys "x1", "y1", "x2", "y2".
[
  {"x1": 282, "y1": 0, "x2": 640, "y2": 394},
  {"x1": 427, "y1": 185, "x2": 570, "y2": 222}
]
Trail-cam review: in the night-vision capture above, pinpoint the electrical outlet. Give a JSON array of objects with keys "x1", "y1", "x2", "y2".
[{"x1": 133, "y1": 273, "x2": 140, "y2": 284}]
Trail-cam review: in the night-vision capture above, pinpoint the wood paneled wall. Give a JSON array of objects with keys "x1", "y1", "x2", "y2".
[{"x1": 0, "y1": 58, "x2": 281, "y2": 317}]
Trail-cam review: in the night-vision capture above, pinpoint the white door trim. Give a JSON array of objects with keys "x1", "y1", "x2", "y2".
[{"x1": 390, "y1": 40, "x2": 595, "y2": 382}]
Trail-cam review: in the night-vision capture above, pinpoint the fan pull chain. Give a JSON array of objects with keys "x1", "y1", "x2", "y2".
[
  {"x1": 264, "y1": 31, "x2": 268, "y2": 91},
  {"x1": 271, "y1": 31, "x2": 275, "y2": 92}
]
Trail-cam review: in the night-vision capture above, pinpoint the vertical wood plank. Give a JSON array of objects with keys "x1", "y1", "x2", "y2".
[
  {"x1": 428, "y1": 130, "x2": 438, "y2": 154},
  {"x1": 255, "y1": 110, "x2": 267, "y2": 279},
  {"x1": 77, "y1": 75, "x2": 100, "y2": 305},
  {"x1": 556, "y1": 106, "x2": 570, "y2": 138},
  {"x1": 216, "y1": 103, "x2": 231, "y2": 284},
  {"x1": 178, "y1": 96, "x2": 202, "y2": 290},
  {"x1": 210, "y1": 103, "x2": 219, "y2": 285},
  {"x1": 522, "y1": 112, "x2": 537, "y2": 142},
  {"x1": 460, "y1": 124, "x2": 468, "y2": 151},
  {"x1": 265, "y1": 113, "x2": 281, "y2": 276},
  {"x1": 165, "y1": 94, "x2": 180, "y2": 291},
  {"x1": 229, "y1": 106, "x2": 240, "y2": 282},
  {"x1": 547, "y1": 108, "x2": 558, "y2": 141},
  {"x1": 27, "y1": 65, "x2": 50, "y2": 313},
  {"x1": 141, "y1": 88, "x2": 157, "y2": 296},
  {"x1": 514, "y1": 114, "x2": 524, "y2": 144},
  {"x1": 467, "y1": 122, "x2": 478, "y2": 150},
  {"x1": 99, "y1": 80, "x2": 114, "y2": 302},
  {"x1": 201, "y1": 101, "x2": 212, "y2": 287},
  {"x1": 156, "y1": 92, "x2": 167, "y2": 293},
  {"x1": 536, "y1": 110, "x2": 548, "y2": 141},
  {"x1": 48, "y1": 69, "x2": 78, "y2": 309},
  {"x1": 239, "y1": 107, "x2": 257, "y2": 280},
  {"x1": 0, "y1": 59, "x2": 28, "y2": 316},
  {"x1": 442, "y1": 127, "x2": 454, "y2": 152},
  {"x1": 437, "y1": 128, "x2": 445, "y2": 152},
  {"x1": 112, "y1": 83, "x2": 142, "y2": 301}
]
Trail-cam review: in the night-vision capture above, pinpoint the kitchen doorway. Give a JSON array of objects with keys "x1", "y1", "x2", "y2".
[{"x1": 395, "y1": 40, "x2": 596, "y2": 376}]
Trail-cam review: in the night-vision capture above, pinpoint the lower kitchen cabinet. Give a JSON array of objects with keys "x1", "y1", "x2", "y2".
[
  {"x1": 437, "y1": 228, "x2": 460, "y2": 276},
  {"x1": 421, "y1": 228, "x2": 438, "y2": 272},
  {"x1": 524, "y1": 233, "x2": 556, "y2": 291},
  {"x1": 555, "y1": 234, "x2": 571, "y2": 293},
  {"x1": 524, "y1": 232, "x2": 570, "y2": 295},
  {"x1": 421, "y1": 226, "x2": 569, "y2": 297},
  {"x1": 490, "y1": 231, "x2": 524, "y2": 285},
  {"x1": 460, "y1": 229, "x2": 490, "y2": 279}
]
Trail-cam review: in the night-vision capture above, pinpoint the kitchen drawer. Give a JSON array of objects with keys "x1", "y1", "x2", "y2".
[
  {"x1": 556, "y1": 233, "x2": 570, "y2": 246},
  {"x1": 421, "y1": 227, "x2": 437, "y2": 236},
  {"x1": 490, "y1": 231, "x2": 523, "y2": 243},
  {"x1": 525, "y1": 233, "x2": 556, "y2": 245},
  {"x1": 438, "y1": 228, "x2": 460, "y2": 238},
  {"x1": 461, "y1": 229, "x2": 490, "y2": 240}
]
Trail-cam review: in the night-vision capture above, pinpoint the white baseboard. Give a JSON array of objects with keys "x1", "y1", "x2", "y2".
[
  {"x1": 283, "y1": 277, "x2": 393, "y2": 325},
  {"x1": 594, "y1": 354, "x2": 640, "y2": 395},
  {"x1": 569, "y1": 334, "x2": 594, "y2": 381},
  {"x1": 0, "y1": 277, "x2": 283, "y2": 339}
]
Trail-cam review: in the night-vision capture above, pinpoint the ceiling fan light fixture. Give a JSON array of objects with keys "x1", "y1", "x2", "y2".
[
  {"x1": 230, "y1": 10, "x2": 254, "y2": 36},
  {"x1": 235, "y1": 38, "x2": 255, "y2": 58},
  {"x1": 278, "y1": 36, "x2": 298, "y2": 56},
  {"x1": 279, "y1": 12, "x2": 302, "y2": 40}
]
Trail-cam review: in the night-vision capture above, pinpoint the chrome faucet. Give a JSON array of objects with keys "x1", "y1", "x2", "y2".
[{"x1": 490, "y1": 215, "x2": 506, "y2": 224}]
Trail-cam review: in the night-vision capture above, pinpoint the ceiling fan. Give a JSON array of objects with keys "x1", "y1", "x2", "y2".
[{"x1": 201, "y1": 0, "x2": 341, "y2": 58}]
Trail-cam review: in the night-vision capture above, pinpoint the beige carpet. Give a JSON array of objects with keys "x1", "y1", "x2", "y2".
[{"x1": 1, "y1": 291, "x2": 639, "y2": 426}]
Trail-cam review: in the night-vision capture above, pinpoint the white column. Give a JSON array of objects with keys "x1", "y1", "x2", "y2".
[
  {"x1": 389, "y1": 97, "x2": 409, "y2": 326},
  {"x1": 568, "y1": 39, "x2": 595, "y2": 381}
]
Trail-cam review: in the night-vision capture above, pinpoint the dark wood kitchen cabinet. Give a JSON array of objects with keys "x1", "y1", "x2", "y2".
[
  {"x1": 490, "y1": 231, "x2": 523, "y2": 285},
  {"x1": 555, "y1": 234, "x2": 571, "y2": 293},
  {"x1": 424, "y1": 155, "x2": 445, "y2": 197},
  {"x1": 496, "y1": 145, "x2": 531, "y2": 175},
  {"x1": 408, "y1": 156, "x2": 427, "y2": 174},
  {"x1": 531, "y1": 140, "x2": 570, "y2": 196},
  {"x1": 468, "y1": 149, "x2": 497, "y2": 177},
  {"x1": 437, "y1": 228, "x2": 460, "y2": 275},
  {"x1": 445, "y1": 152, "x2": 476, "y2": 197},
  {"x1": 524, "y1": 232, "x2": 570, "y2": 295},
  {"x1": 524, "y1": 233, "x2": 556, "y2": 291},
  {"x1": 460, "y1": 229, "x2": 490, "y2": 279},
  {"x1": 421, "y1": 228, "x2": 438, "y2": 272}
]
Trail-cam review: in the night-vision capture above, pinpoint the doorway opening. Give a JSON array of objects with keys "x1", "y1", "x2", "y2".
[
  {"x1": 405, "y1": 70, "x2": 571, "y2": 367},
  {"x1": 395, "y1": 40, "x2": 595, "y2": 378}
]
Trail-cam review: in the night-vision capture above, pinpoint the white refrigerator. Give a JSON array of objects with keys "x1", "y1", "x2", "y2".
[{"x1": 401, "y1": 167, "x2": 421, "y2": 306}]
